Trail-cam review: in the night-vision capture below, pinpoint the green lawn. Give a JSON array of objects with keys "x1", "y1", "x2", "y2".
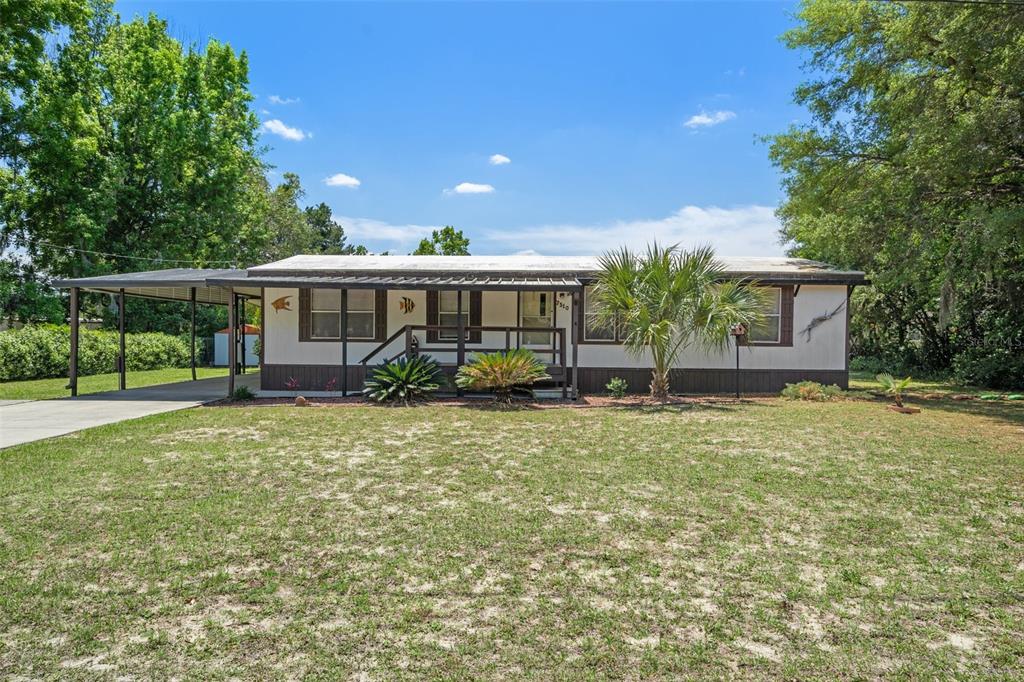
[
  {"x1": 0, "y1": 367, "x2": 229, "y2": 401},
  {"x1": 1, "y1": 398, "x2": 1022, "y2": 678},
  {"x1": 848, "y1": 369, "x2": 1004, "y2": 396}
]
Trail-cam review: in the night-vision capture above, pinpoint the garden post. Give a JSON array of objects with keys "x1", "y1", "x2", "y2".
[
  {"x1": 190, "y1": 287, "x2": 197, "y2": 381},
  {"x1": 227, "y1": 288, "x2": 236, "y2": 397},
  {"x1": 118, "y1": 288, "x2": 126, "y2": 391},
  {"x1": 69, "y1": 287, "x2": 79, "y2": 397}
]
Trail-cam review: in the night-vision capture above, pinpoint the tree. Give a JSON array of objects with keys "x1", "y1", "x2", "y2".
[
  {"x1": 4, "y1": 8, "x2": 268, "y2": 280},
  {"x1": 0, "y1": 258, "x2": 64, "y2": 325},
  {"x1": 592, "y1": 244, "x2": 765, "y2": 401},
  {"x1": 304, "y1": 202, "x2": 365, "y2": 255},
  {"x1": 413, "y1": 226, "x2": 470, "y2": 255},
  {"x1": 767, "y1": 0, "x2": 1024, "y2": 387}
]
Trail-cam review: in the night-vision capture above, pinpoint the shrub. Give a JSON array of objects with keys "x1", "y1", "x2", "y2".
[
  {"x1": 606, "y1": 376, "x2": 629, "y2": 398},
  {"x1": 231, "y1": 385, "x2": 256, "y2": 401},
  {"x1": 780, "y1": 380, "x2": 843, "y2": 402},
  {"x1": 364, "y1": 355, "x2": 442, "y2": 405},
  {"x1": 0, "y1": 324, "x2": 189, "y2": 382},
  {"x1": 455, "y1": 349, "x2": 550, "y2": 404},
  {"x1": 876, "y1": 373, "x2": 912, "y2": 407},
  {"x1": 952, "y1": 346, "x2": 1024, "y2": 391}
]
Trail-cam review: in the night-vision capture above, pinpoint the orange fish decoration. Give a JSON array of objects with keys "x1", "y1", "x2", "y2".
[
  {"x1": 399, "y1": 296, "x2": 415, "y2": 314},
  {"x1": 271, "y1": 295, "x2": 292, "y2": 312}
]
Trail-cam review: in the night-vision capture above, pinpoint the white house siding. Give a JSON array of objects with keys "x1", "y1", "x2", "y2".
[{"x1": 260, "y1": 284, "x2": 850, "y2": 392}]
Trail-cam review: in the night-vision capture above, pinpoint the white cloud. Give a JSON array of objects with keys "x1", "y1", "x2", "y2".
[
  {"x1": 330, "y1": 205, "x2": 785, "y2": 257},
  {"x1": 683, "y1": 110, "x2": 736, "y2": 128},
  {"x1": 268, "y1": 95, "x2": 299, "y2": 105},
  {"x1": 261, "y1": 119, "x2": 307, "y2": 141},
  {"x1": 332, "y1": 216, "x2": 438, "y2": 248},
  {"x1": 482, "y1": 205, "x2": 784, "y2": 257},
  {"x1": 445, "y1": 182, "x2": 495, "y2": 195},
  {"x1": 324, "y1": 173, "x2": 361, "y2": 188},
  {"x1": 489, "y1": 153, "x2": 511, "y2": 165}
]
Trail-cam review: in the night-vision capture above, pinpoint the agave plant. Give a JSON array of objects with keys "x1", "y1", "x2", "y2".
[
  {"x1": 455, "y1": 348, "x2": 550, "y2": 404},
  {"x1": 364, "y1": 355, "x2": 442, "y2": 405},
  {"x1": 876, "y1": 373, "x2": 913, "y2": 407}
]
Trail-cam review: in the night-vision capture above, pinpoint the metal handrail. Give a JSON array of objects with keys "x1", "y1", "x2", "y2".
[{"x1": 359, "y1": 324, "x2": 564, "y2": 365}]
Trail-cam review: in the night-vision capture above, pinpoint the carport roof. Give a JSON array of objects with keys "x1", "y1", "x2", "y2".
[{"x1": 53, "y1": 268, "x2": 261, "y2": 305}]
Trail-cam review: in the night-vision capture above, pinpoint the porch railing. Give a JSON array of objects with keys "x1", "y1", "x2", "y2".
[{"x1": 360, "y1": 324, "x2": 569, "y2": 396}]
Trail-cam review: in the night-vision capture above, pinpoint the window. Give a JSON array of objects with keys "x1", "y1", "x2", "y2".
[
  {"x1": 582, "y1": 287, "x2": 616, "y2": 342},
  {"x1": 520, "y1": 291, "x2": 554, "y2": 345},
  {"x1": 300, "y1": 288, "x2": 384, "y2": 342},
  {"x1": 426, "y1": 291, "x2": 482, "y2": 344},
  {"x1": 438, "y1": 290, "x2": 470, "y2": 340},
  {"x1": 345, "y1": 289, "x2": 375, "y2": 340},
  {"x1": 310, "y1": 289, "x2": 340, "y2": 339},
  {"x1": 747, "y1": 287, "x2": 782, "y2": 343}
]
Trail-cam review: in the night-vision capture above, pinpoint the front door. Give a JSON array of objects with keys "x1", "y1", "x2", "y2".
[{"x1": 519, "y1": 291, "x2": 555, "y2": 346}]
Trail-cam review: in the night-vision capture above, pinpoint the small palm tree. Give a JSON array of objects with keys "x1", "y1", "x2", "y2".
[
  {"x1": 592, "y1": 244, "x2": 767, "y2": 401},
  {"x1": 876, "y1": 373, "x2": 912, "y2": 407},
  {"x1": 455, "y1": 349, "x2": 550, "y2": 404}
]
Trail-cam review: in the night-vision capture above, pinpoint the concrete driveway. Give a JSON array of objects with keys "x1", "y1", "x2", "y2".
[{"x1": 0, "y1": 373, "x2": 260, "y2": 450}]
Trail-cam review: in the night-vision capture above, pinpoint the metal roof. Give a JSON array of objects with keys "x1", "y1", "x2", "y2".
[
  {"x1": 53, "y1": 268, "x2": 261, "y2": 304},
  {"x1": 51, "y1": 256, "x2": 867, "y2": 299},
  {"x1": 248, "y1": 255, "x2": 867, "y2": 283},
  {"x1": 207, "y1": 273, "x2": 583, "y2": 291}
]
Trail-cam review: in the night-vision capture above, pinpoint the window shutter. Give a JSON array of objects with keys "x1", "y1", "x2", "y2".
[
  {"x1": 426, "y1": 290, "x2": 439, "y2": 343},
  {"x1": 298, "y1": 288, "x2": 311, "y2": 342},
  {"x1": 780, "y1": 285, "x2": 794, "y2": 346},
  {"x1": 469, "y1": 291, "x2": 482, "y2": 344},
  {"x1": 374, "y1": 290, "x2": 387, "y2": 342}
]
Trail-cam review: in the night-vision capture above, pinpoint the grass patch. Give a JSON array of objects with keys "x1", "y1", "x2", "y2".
[
  {"x1": 1, "y1": 398, "x2": 1022, "y2": 678},
  {"x1": 848, "y1": 370, "x2": 988, "y2": 396},
  {"x1": 0, "y1": 367, "x2": 228, "y2": 400}
]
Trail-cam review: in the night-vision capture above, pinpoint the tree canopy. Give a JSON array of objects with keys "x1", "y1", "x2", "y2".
[
  {"x1": 412, "y1": 226, "x2": 470, "y2": 256},
  {"x1": 768, "y1": 0, "x2": 1024, "y2": 387},
  {"x1": 0, "y1": 0, "x2": 366, "y2": 328}
]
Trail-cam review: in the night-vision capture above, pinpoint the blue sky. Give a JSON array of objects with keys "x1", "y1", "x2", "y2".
[{"x1": 119, "y1": 1, "x2": 807, "y2": 256}]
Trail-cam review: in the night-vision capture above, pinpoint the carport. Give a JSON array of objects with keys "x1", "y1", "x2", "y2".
[{"x1": 53, "y1": 269, "x2": 262, "y2": 397}]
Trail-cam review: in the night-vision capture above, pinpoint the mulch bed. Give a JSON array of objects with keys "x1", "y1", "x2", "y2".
[{"x1": 208, "y1": 394, "x2": 777, "y2": 410}]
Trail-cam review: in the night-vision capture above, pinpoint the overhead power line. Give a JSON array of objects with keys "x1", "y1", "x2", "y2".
[{"x1": 29, "y1": 239, "x2": 240, "y2": 268}]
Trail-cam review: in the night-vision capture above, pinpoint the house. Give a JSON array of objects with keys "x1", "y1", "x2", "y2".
[{"x1": 55, "y1": 255, "x2": 866, "y2": 397}]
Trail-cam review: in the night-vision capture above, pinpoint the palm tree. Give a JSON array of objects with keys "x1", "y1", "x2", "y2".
[{"x1": 592, "y1": 244, "x2": 767, "y2": 401}]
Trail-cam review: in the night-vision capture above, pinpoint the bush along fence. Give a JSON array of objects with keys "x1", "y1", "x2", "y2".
[{"x1": 0, "y1": 324, "x2": 191, "y2": 382}]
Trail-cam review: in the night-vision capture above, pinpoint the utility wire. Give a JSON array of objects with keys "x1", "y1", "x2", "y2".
[
  {"x1": 29, "y1": 239, "x2": 240, "y2": 268},
  {"x1": 885, "y1": 0, "x2": 1024, "y2": 7}
]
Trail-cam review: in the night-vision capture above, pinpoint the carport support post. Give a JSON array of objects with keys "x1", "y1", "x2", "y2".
[
  {"x1": 227, "y1": 288, "x2": 236, "y2": 397},
  {"x1": 571, "y1": 290, "x2": 580, "y2": 400},
  {"x1": 456, "y1": 290, "x2": 465, "y2": 397},
  {"x1": 340, "y1": 289, "x2": 348, "y2": 396},
  {"x1": 240, "y1": 298, "x2": 246, "y2": 375},
  {"x1": 69, "y1": 287, "x2": 79, "y2": 397},
  {"x1": 118, "y1": 288, "x2": 126, "y2": 391},
  {"x1": 190, "y1": 287, "x2": 197, "y2": 381}
]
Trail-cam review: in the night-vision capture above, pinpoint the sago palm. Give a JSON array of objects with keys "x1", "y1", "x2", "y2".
[
  {"x1": 455, "y1": 349, "x2": 550, "y2": 404},
  {"x1": 592, "y1": 243, "x2": 767, "y2": 401}
]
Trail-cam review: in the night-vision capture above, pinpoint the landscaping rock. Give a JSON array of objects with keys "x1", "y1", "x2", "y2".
[{"x1": 295, "y1": 396, "x2": 308, "y2": 406}]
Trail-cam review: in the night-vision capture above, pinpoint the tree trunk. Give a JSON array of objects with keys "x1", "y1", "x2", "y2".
[{"x1": 649, "y1": 370, "x2": 670, "y2": 402}]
